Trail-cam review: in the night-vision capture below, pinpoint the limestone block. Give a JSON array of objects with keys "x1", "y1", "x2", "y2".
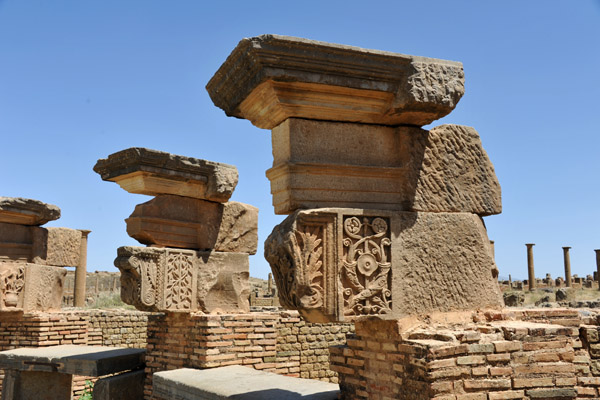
[
  {"x1": 115, "y1": 246, "x2": 250, "y2": 313},
  {"x1": 31, "y1": 227, "x2": 81, "y2": 267},
  {"x1": 207, "y1": 35, "x2": 464, "y2": 128},
  {"x1": 93, "y1": 147, "x2": 238, "y2": 202},
  {"x1": 1, "y1": 370, "x2": 72, "y2": 400},
  {"x1": 264, "y1": 208, "x2": 502, "y2": 323},
  {"x1": 126, "y1": 195, "x2": 258, "y2": 254},
  {"x1": 0, "y1": 197, "x2": 60, "y2": 226},
  {"x1": 0, "y1": 263, "x2": 66, "y2": 312},
  {"x1": 267, "y1": 119, "x2": 501, "y2": 215}
]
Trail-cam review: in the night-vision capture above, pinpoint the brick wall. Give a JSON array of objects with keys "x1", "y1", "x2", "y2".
[
  {"x1": 330, "y1": 309, "x2": 600, "y2": 400},
  {"x1": 0, "y1": 309, "x2": 148, "y2": 399},
  {"x1": 144, "y1": 311, "x2": 354, "y2": 399}
]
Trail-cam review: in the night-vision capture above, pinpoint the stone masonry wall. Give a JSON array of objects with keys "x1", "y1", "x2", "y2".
[
  {"x1": 144, "y1": 311, "x2": 354, "y2": 399},
  {"x1": 330, "y1": 309, "x2": 600, "y2": 400}
]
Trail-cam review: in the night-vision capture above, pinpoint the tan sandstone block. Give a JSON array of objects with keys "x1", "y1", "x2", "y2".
[
  {"x1": 207, "y1": 35, "x2": 464, "y2": 128},
  {"x1": 31, "y1": 227, "x2": 81, "y2": 267},
  {"x1": 267, "y1": 119, "x2": 501, "y2": 215},
  {"x1": 264, "y1": 208, "x2": 502, "y2": 323},
  {"x1": 0, "y1": 197, "x2": 60, "y2": 226},
  {"x1": 115, "y1": 246, "x2": 249, "y2": 313},
  {"x1": 0, "y1": 263, "x2": 66, "y2": 312},
  {"x1": 0, "y1": 222, "x2": 33, "y2": 262},
  {"x1": 126, "y1": 195, "x2": 258, "y2": 254},
  {"x1": 94, "y1": 148, "x2": 238, "y2": 202}
]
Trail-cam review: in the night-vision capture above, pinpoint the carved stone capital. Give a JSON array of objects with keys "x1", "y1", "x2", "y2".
[
  {"x1": 265, "y1": 208, "x2": 502, "y2": 323},
  {"x1": 0, "y1": 263, "x2": 66, "y2": 312},
  {"x1": 115, "y1": 246, "x2": 249, "y2": 313}
]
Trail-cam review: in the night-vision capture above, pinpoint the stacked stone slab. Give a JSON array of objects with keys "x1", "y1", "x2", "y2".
[
  {"x1": 94, "y1": 147, "x2": 258, "y2": 313},
  {"x1": 207, "y1": 34, "x2": 503, "y2": 323},
  {"x1": 0, "y1": 197, "x2": 86, "y2": 312}
]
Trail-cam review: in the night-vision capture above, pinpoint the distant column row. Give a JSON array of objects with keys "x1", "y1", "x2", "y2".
[{"x1": 522, "y1": 244, "x2": 600, "y2": 290}]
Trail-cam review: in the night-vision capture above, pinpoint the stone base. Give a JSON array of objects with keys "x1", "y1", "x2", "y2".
[{"x1": 330, "y1": 309, "x2": 598, "y2": 400}]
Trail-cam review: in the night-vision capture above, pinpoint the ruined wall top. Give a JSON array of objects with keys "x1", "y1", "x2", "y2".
[{"x1": 206, "y1": 34, "x2": 465, "y2": 129}]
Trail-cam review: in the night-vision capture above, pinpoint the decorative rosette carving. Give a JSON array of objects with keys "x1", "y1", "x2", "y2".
[{"x1": 341, "y1": 216, "x2": 392, "y2": 316}]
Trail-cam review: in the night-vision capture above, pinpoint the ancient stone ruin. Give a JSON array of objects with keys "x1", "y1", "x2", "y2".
[
  {"x1": 207, "y1": 34, "x2": 503, "y2": 323},
  {"x1": 0, "y1": 197, "x2": 88, "y2": 311},
  {"x1": 94, "y1": 147, "x2": 258, "y2": 313}
]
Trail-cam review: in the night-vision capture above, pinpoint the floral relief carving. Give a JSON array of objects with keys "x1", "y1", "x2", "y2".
[
  {"x1": 2, "y1": 266, "x2": 24, "y2": 308},
  {"x1": 165, "y1": 251, "x2": 194, "y2": 310},
  {"x1": 341, "y1": 216, "x2": 392, "y2": 316}
]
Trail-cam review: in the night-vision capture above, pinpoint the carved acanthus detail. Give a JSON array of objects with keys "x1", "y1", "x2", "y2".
[
  {"x1": 1, "y1": 266, "x2": 24, "y2": 308},
  {"x1": 341, "y1": 216, "x2": 392, "y2": 316}
]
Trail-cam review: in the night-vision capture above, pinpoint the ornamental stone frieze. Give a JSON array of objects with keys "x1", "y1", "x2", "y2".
[
  {"x1": 115, "y1": 246, "x2": 249, "y2": 313},
  {"x1": 0, "y1": 263, "x2": 66, "y2": 312},
  {"x1": 265, "y1": 208, "x2": 502, "y2": 323}
]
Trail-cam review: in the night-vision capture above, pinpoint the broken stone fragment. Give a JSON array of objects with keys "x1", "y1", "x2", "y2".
[
  {"x1": 0, "y1": 263, "x2": 66, "y2": 312},
  {"x1": 0, "y1": 197, "x2": 60, "y2": 226},
  {"x1": 206, "y1": 34, "x2": 464, "y2": 128},
  {"x1": 264, "y1": 208, "x2": 502, "y2": 323},
  {"x1": 125, "y1": 195, "x2": 258, "y2": 254},
  {"x1": 0, "y1": 223, "x2": 82, "y2": 267},
  {"x1": 114, "y1": 246, "x2": 250, "y2": 313},
  {"x1": 93, "y1": 148, "x2": 239, "y2": 203},
  {"x1": 267, "y1": 119, "x2": 501, "y2": 215}
]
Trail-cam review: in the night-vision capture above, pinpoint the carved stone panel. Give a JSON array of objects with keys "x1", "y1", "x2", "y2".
[
  {"x1": 265, "y1": 208, "x2": 502, "y2": 323},
  {"x1": 0, "y1": 263, "x2": 66, "y2": 312},
  {"x1": 115, "y1": 246, "x2": 249, "y2": 313}
]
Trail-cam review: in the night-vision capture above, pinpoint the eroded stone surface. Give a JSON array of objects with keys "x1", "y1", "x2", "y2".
[
  {"x1": 93, "y1": 148, "x2": 238, "y2": 202},
  {"x1": 126, "y1": 195, "x2": 258, "y2": 254},
  {"x1": 31, "y1": 227, "x2": 81, "y2": 267},
  {"x1": 0, "y1": 263, "x2": 66, "y2": 311},
  {"x1": 267, "y1": 119, "x2": 501, "y2": 215},
  {"x1": 115, "y1": 246, "x2": 249, "y2": 313},
  {"x1": 264, "y1": 208, "x2": 501, "y2": 323},
  {"x1": 0, "y1": 197, "x2": 60, "y2": 226},
  {"x1": 0, "y1": 224, "x2": 82, "y2": 267},
  {"x1": 207, "y1": 34, "x2": 464, "y2": 128}
]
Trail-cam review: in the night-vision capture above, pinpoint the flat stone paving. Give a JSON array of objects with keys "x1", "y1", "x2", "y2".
[
  {"x1": 153, "y1": 365, "x2": 340, "y2": 400},
  {"x1": 0, "y1": 345, "x2": 145, "y2": 376}
]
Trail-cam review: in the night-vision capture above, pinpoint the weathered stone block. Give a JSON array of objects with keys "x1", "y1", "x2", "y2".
[
  {"x1": 267, "y1": 119, "x2": 501, "y2": 215},
  {"x1": 93, "y1": 147, "x2": 238, "y2": 202},
  {"x1": 31, "y1": 227, "x2": 81, "y2": 267},
  {"x1": 0, "y1": 225, "x2": 82, "y2": 267},
  {"x1": 115, "y1": 246, "x2": 249, "y2": 313},
  {"x1": 0, "y1": 197, "x2": 60, "y2": 226},
  {"x1": 264, "y1": 208, "x2": 501, "y2": 323},
  {"x1": 126, "y1": 195, "x2": 258, "y2": 254},
  {"x1": 207, "y1": 35, "x2": 464, "y2": 128},
  {"x1": 0, "y1": 263, "x2": 66, "y2": 312}
]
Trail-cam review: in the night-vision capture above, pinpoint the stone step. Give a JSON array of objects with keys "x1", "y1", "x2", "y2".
[{"x1": 153, "y1": 366, "x2": 339, "y2": 400}]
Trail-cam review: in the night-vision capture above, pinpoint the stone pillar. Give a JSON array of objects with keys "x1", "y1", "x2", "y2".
[
  {"x1": 267, "y1": 273, "x2": 273, "y2": 296},
  {"x1": 526, "y1": 243, "x2": 535, "y2": 291},
  {"x1": 74, "y1": 230, "x2": 90, "y2": 307},
  {"x1": 563, "y1": 246, "x2": 572, "y2": 288},
  {"x1": 596, "y1": 249, "x2": 600, "y2": 291}
]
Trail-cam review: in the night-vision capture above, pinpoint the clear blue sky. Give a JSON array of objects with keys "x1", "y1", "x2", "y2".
[{"x1": 1, "y1": 1, "x2": 598, "y2": 281}]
